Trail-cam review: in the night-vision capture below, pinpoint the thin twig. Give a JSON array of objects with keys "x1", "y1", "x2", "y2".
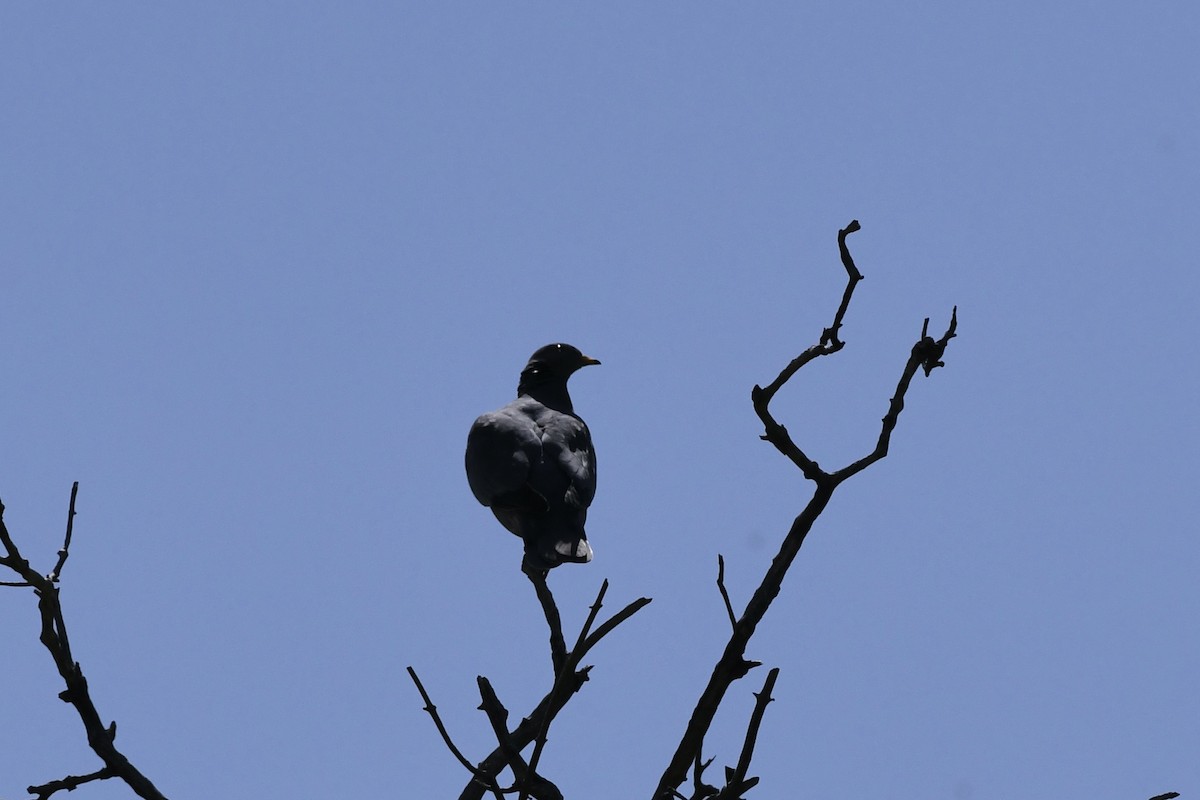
[
  {"x1": 580, "y1": 595, "x2": 653, "y2": 653},
  {"x1": 407, "y1": 666, "x2": 505, "y2": 799},
  {"x1": 28, "y1": 766, "x2": 118, "y2": 800},
  {"x1": 716, "y1": 555, "x2": 737, "y2": 631},
  {"x1": 0, "y1": 496, "x2": 25, "y2": 565},
  {"x1": 576, "y1": 579, "x2": 609, "y2": 645},
  {"x1": 822, "y1": 219, "x2": 863, "y2": 347},
  {"x1": 830, "y1": 307, "x2": 957, "y2": 484},
  {"x1": 715, "y1": 667, "x2": 779, "y2": 799},
  {"x1": 49, "y1": 481, "x2": 79, "y2": 582}
]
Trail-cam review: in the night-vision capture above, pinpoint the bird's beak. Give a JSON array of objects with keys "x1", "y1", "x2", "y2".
[{"x1": 581, "y1": 355, "x2": 601, "y2": 367}]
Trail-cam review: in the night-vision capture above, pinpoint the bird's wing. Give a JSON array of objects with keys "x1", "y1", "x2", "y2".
[
  {"x1": 464, "y1": 403, "x2": 545, "y2": 510},
  {"x1": 536, "y1": 410, "x2": 597, "y2": 510}
]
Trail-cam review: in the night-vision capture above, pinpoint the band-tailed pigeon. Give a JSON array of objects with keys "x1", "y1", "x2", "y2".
[{"x1": 465, "y1": 343, "x2": 600, "y2": 570}]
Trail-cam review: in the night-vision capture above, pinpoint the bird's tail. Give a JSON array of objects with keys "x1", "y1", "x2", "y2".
[{"x1": 525, "y1": 532, "x2": 593, "y2": 569}]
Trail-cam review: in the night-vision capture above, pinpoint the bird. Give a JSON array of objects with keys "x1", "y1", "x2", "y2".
[{"x1": 465, "y1": 343, "x2": 600, "y2": 571}]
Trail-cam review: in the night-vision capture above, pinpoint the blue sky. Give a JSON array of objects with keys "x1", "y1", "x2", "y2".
[{"x1": 1, "y1": 4, "x2": 1196, "y2": 799}]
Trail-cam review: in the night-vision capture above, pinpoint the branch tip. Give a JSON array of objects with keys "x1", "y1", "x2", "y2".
[{"x1": 716, "y1": 555, "x2": 737, "y2": 630}]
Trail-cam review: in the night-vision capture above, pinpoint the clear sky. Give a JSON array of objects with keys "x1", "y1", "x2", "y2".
[{"x1": 1, "y1": 5, "x2": 1196, "y2": 799}]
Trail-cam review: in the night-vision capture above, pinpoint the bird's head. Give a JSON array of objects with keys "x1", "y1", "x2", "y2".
[{"x1": 518, "y1": 343, "x2": 600, "y2": 396}]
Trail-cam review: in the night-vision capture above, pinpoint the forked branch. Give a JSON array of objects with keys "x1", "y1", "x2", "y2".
[
  {"x1": 832, "y1": 306, "x2": 957, "y2": 483},
  {"x1": 654, "y1": 221, "x2": 956, "y2": 799},
  {"x1": 477, "y1": 677, "x2": 562, "y2": 800},
  {"x1": 407, "y1": 667, "x2": 507, "y2": 800},
  {"x1": 750, "y1": 220, "x2": 866, "y2": 484},
  {"x1": 1, "y1": 485, "x2": 168, "y2": 800},
  {"x1": 410, "y1": 578, "x2": 649, "y2": 800},
  {"x1": 715, "y1": 667, "x2": 779, "y2": 800}
]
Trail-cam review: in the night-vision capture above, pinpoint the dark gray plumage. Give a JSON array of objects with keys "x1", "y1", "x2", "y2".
[{"x1": 466, "y1": 343, "x2": 600, "y2": 570}]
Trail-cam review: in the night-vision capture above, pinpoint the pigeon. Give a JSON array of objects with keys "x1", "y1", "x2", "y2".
[{"x1": 466, "y1": 343, "x2": 600, "y2": 570}]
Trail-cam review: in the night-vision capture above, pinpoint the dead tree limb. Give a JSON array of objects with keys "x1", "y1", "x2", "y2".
[
  {"x1": 715, "y1": 556, "x2": 737, "y2": 632},
  {"x1": 653, "y1": 221, "x2": 956, "y2": 799},
  {"x1": 27, "y1": 766, "x2": 118, "y2": 800},
  {"x1": 408, "y1": 578, "x2": 650, "y2": 800},
  {"x1": 523, "y1": 562, "x2": 568, "y2": 677},
  {"x1": 712, "y1": 667, "x2": 778, "y2": 800},
  {"x1": 407, "y1": 667, "x2": 507, "y2": 800},
  {"x1": 48, "y1": 481, "x2": 79, "y2": 582},
  {"x1": 477, "y1": 677, "x2": 563, "y2": 800},
  {"x1": 0, "y1": 484, "x2": 168, "y2": 800}
]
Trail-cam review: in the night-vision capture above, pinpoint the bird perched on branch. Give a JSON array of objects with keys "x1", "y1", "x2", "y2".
[{"x1": 466, "y1": 343, "x2": 600, "y2": 571}]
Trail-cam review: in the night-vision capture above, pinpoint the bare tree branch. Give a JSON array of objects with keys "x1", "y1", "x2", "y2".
[
  {"x1": 653, "y1": 486, "x2": 831, "y2": 799},
  {"x1": 654, "y1": 221, "x2": 956, "y2": 799},
  {"x1": 520, "y1": 581, "x2": 650, "y2": 799},
  {"x1": 522, "y1": 580, "x2": 614, "y2": 793},
  {"x1": 825, "y1": 218, "x2": 864, "y2": 346},
  {"x1": 714, "y1": 667, "x2": 778, "y2": 800},
  {"x1": 456, "y1": 667, "x2": 591, "y2": 800},
  {"x1": 456, "y1": 584, "x2": 651, "y2": 800},
  {"x1": 49, "y1": 481, "x2": 79, "y2": 582},
  {"x1": 686, "y1": 749, "x2": 717, "y2": 800},
  {"x1": 749, "y1": 221, "x2": 868, "y2": 485},
  {"x1": 580, "y1": 594, "x2": 653, "y2": 653},
  {"x1": 407, "y1": 667, "x2": 507, "y2": 800},
  {"x1": 523, "y1": 563, "x2": 568, "y2": 677},
  {"x1": 577, "y1": 580, "x2": 609, "y2": 639},
  {"x1": 477, "y1": 677, "x2": 563, "y2": 800},
  {"x1": 476, "y1": 677, "x2": 530, "y2": 783},
  {"x1": 831, "y1": 307, "x2": 957, "y2": 484},
  {"x1": 28, "y1": 765, "x2": 118, "y2": 800},
  {"x1": 0, "y1": 487, "x2": 168, "y2": 800}
]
